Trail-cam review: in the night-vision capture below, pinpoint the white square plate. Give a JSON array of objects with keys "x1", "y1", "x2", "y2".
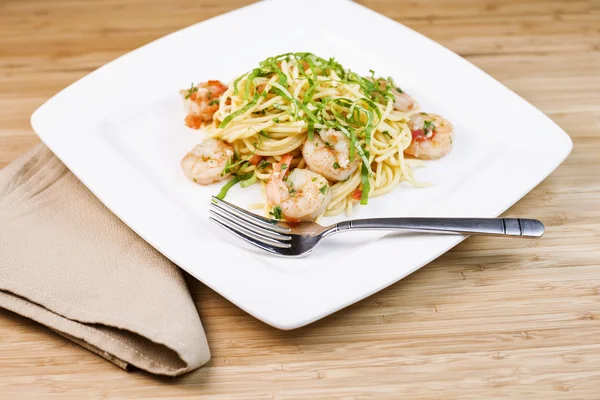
[{"x1": 31, "y1": 0, "x2": 572, "y2": 329}]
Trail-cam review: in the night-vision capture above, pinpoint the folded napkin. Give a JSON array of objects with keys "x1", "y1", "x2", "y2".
[{"x1": 0, "y1": 144, "x2": 210, "y2": 376}]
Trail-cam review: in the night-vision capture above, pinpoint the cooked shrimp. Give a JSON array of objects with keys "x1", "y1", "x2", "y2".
[
  {"x1": 181, "y1": 138, "x2": 234, "y2": 185},
  {"x1": 391, "y1": 87, "x2": 419, "y2": 113},
  {"x1": 266, "y1": 155, "x2": 331, "y2": 222},
  {"x1": 404, "y1": 112, "x2": 454, "y2": 159},
  {"x1": 302, "y1": 129, "x2": 360, "y2": 182},
  {"x1": 370, "y1": 77, "x2": 419, "y2": 113},
  {"x1": 180, "y1": 80, "x2": 228, "y2": 128}
]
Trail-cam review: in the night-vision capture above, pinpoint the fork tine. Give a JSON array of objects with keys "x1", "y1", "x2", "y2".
[
  {"x1": 209, "y1": 209, "x2": 291, "y2": 241},
  {"x1": 211, "y1": 196, "x2": 291, "y2": 234},
  {"x1": 209, "y1": 216, "x2": 288, "y2": 255},
  {"x1": 209, "y1": 212, "x2": 291, "y2": 249}
]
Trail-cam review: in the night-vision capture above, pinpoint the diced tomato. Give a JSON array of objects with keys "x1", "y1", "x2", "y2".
[
  {"x1": 411, "y1": 128, "x2": 435, "y2": 142},
  {"x1": 184, "y1": 114, "x2": 202, "y2": 129},
  {"x1": 352, "y1": 189, "x2": 362, "y2": 201},
  {"x1": 249, "y1": 154, "x2": 262, "y2": 165},
  {"x1": 255, "y1": 83, "x2": 266, "y2": 94},
  {"x1": 411, "y1": 129, "x2": 424, "y2": 138}
]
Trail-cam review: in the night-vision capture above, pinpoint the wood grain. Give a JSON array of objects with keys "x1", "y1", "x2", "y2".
[{"x1": 1, "y1": 0, "x2": 599, "y2": 398}]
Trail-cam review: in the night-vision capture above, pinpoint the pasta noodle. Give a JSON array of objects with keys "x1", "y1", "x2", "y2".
[{"x1": 180, "y1": 52, "x2": 453, "y2": 221}]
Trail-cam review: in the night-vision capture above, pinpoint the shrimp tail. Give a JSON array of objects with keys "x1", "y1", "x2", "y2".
[{"x1": 273, "y1": 154, "x2": 293, "y2": 176}]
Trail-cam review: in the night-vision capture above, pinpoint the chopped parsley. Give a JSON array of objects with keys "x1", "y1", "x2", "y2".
[
  {"x1": 281, "y1": 163, "x2": 288, "y2": 171},
  {"x1": 395, "y1": 87, "x2": 403, "y2": 93},
  {"x1": 257, "y1": 159, "x2": 270, "y2": 170},
  {"x1": 208, "y1": 99, "x2": 219, "y2": 106},
  {"x1": 333, "y1": 162, "x2": 340, "y2": 169},
  {"x1": 382, "y1": 130, "x2": 392, "y2": 138},
  {"x1": 270, "y1": 206, "x2": 283, "y2": 220},
  {"x1": 185, "y1": 82, "x2": 198, "y2": 99},
  {"x1": 423, "y1": 120, "x2": 436, "y2": 136},
  {"x1": 319, "y1": 185, "x2": 327, "y2": 194},
  {"x1": 206, "y1": 91, "x2": 212, "y2": 99},
  {"x1": 312, "y1": 177, "x2": 317, "y2": 182},
  {"x1": 259, "y1": 130, "x2": 271, "y2": 138},
  {"x1": 273, "y1": 117, "x2": 280, "y2": 123}
]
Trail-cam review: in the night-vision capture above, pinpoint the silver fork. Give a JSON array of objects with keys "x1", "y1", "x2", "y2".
[{"x1": 209, "y1": 196, "x2": 545, "y2": 257}]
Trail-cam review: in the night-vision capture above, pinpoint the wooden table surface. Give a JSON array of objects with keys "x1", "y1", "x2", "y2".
[{"x1": 1, "y1": 0, "x2": 599, "y2": 398}]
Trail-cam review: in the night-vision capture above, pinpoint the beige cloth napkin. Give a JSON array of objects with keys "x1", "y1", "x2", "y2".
[{"x1": 0, "y1": 144, "x2": 210, "y2": 376}]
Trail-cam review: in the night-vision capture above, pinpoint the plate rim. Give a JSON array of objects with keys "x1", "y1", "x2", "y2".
[{"x1": 30, "y1": 0, "x2": 573, "y2": 329}]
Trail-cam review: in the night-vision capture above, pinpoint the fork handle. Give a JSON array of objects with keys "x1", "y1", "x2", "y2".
[{"x1": 336, "y1": 218, "x2": 544, "y2": 238}]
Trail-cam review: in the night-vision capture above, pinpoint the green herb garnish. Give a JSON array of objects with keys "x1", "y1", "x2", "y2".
[
  {"x1": 257, "y1": 159, "x2": 270, "y2": 170},
  {"x1": 240, "y1": 173, "x2": 257, "y2": 188},
  {"x1": 216, "y1": 176, "x2": 240, "y2": 200},
  {"x1": 423, "y1": 120, "x2": 436, "y2": 136},
  {"x1": 360, "y1": 164, "x2": 370, "y2": 205},
  {"x1": 270, "y1": 206, "x2": 283, "y2": 220},
  {"x1": 185, "y1": 82, "x2": 198, "y2": 99},
  {"x1": 219, "y1": 92, "x2": 263, "y2": 128}
]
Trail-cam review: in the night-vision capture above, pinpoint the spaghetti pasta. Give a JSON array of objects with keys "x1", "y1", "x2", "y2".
[{"x1": 179, "y1": 52, "x2": 454, "y2": 221}]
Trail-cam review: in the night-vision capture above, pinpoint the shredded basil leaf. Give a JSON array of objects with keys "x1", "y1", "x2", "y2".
[
  {"x1": 360, "y1": 164, "x2": 370, "y2": 205},
  {"x1": 240, "y1": 173, "x2": 257, "y2": 188},
  {"x1": 216, "y1": 176, "x2": 240, "y2": 200},
  {"x1": 269, "y1": 206, "x2": 283, "y2": 220},
  {"x1": 232, "y1": 73, "x2": 245, "y2": 96},
  {"x1": 257, "y1": 159, "x2": 270, "y2": 170},
  {"x1": 219, "y1": 92, "x2": 261, "y2": 128}
]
